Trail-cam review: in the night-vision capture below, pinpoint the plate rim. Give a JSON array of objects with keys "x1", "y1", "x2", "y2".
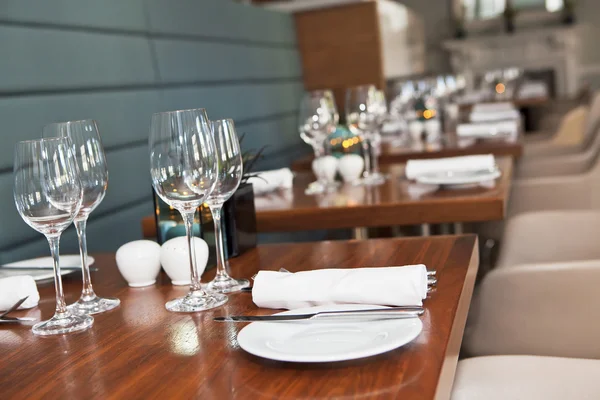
[{"x1": 237, "y1": 304, "x2": 423, "y2": 363}]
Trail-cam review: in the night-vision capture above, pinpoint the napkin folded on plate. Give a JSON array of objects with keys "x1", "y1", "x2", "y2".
[
  {"x1": 247, "y1": 168, "x2": 294, "y2": 195},
  {"x1": 0, "y1": 275, "x2": 40, "y2": 311},
  {"x1": 472, "y1": 102, "x2": 515, "y2": 114},
  {"x1": 457, "y1": 120, "x2": 519, "y2": 138},
  {"x1": 405, "y1": 154, "x2": 496, "y2": 180},
  {"x1": 252, "y1": 265, "x2": 428, "y2": 310},
  {"x1": 470, "y1": 109, "x2": 520, "y2": 122}
]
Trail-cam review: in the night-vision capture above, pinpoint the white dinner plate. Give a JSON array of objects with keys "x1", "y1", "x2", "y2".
[
  {"x1": 415, "y1": 167, "x2": 501, "y2": 186},
  {"x1": 237, "y1": 304, "x2": 423, "y2": 363},
  {"x1": 0, "y1": 255, "x2": 95, "y2": 281}
]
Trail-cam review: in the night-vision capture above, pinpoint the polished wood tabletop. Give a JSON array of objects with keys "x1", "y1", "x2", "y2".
[
  {"x1": 0, "y1": 235, "x2": 479, "y2": 400},
  {"x1": 257, "y1": 156, "x2": 512, "y2": 232},
  {"x1": 292, "y1": 134, "x2": 523, "y2": 172},
  {"x1": 457, "y1": 95, "x2": 550, "y2": 112}
]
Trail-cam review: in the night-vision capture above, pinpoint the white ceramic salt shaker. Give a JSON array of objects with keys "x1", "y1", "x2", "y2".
[
  {"x1": 408, "y1": 120, "x2": 424, "y2": 142},
  {"x1": 424, "y1": 119, "x2": 441, "y2": 143},
  {"x1": 312, "y1": 155, "x2": 339, "y2": 185},
  {"x1": 338, "y1": 154, "x2": 364, "y2": 184},
  {"x1": 160, "y1": 236, "x2": 209, "y2": 285},
  {"x1": 115, "y1": 240, "x2": 161, "y2": 287}
]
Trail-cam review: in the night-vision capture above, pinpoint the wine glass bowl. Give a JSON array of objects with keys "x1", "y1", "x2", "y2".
[
  {"x1": 14, "y1": 137, "x2": 93, "y2": 335},
  {"x1": 205, "y1": 119, "x2": 249, "y2": 294},
  {"x1": 149, "y1": 108, "x2": 227, "y2": 312},
  {"x1": 43, "y1": 120, "x2": 120, "y2": 316}
]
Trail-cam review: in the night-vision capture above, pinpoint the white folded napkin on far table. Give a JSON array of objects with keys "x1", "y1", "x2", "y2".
[
  {"x1": 0, "y1": 275, "x2": 40, "y2": 311},
  {"x1": 252, "y1": 265, "x2": 428, "y2": 310},
  {"x1": 472, "y1": 102, "x2": 515, "y2": 114},
  {"x1": 470, "y1": 109, "x2": 520, "y2": 122},
  {"x1": 457, "y1": 120, "x2": 519, "y2": 138},
  {"x1": 405, "y1": 154, "x2": 496, "y2": 180},
  {"x1": 247, "y1": 168, "x2": 294, "y2": 195}
]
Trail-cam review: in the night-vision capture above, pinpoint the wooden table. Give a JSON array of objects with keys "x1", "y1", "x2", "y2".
[
  {"x1": 257, "y1": 156, "x2": 512, "y2": 232},
  {"x1": 457, "y1": 95, "x2": 549, "y2": 112},
  {"x1": 291, "y1": 134, "x2": 523, "y2": 172},
  {"x1": 0, "y1": 235, "x2": 479, "y2": 400}
]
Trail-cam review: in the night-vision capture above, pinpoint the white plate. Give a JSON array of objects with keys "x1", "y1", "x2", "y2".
[
  {"x1": 237, "y1": 304, "x2": 423, "y2": 363},
  {"x1": 0, "y1": 255, "x2": 95, "y2": 281},
  {"x1": 415, "y1": 168, "x2": 501, "y2": 186}
]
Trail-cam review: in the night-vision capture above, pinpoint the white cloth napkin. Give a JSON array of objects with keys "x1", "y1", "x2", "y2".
[
  {"x1": 0, "y1": 276, "x2": 40, "y2": 311},
  {"x1": 470, "y1": 109, "x2": 520, "y2": 122},
  {"x1": 405, "y1": 154, "x2": 496, "y2": 180},
  {"x1": 247, "y1": 168, "x2": 294, "y2": 195},
  {"x1": 518, "y1": 81, "x2": 549, "y2": 99},
  {"x1": 457, "y1": 120, "x2": 519, "y2": 138},
  {"x1": 472, "y1": 102, "x2": 515, "y2": 114},
  {"x1": 252, "y1": 265, "x2": 428, "y2": 310}
]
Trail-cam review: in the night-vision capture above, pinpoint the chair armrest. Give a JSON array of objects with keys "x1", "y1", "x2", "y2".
[
  {"x1": 496, "y1": 210, "x2": 600, "y2": 267},
  {"x1": 464, "y1": 260, "x2": 600, "y2": 358},
  {"x1": 509, "y1": 174, "x2": 591, "y2": 216},
  {"x1": 515, "y1": 151, "x2": 592, "y2": 179},
  {"x1": 523, "y1": 140, "x2": 580, "y2": 157}
]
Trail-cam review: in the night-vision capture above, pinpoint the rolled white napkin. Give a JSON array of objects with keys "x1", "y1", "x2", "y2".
[
  {"x1": 252, "y1": 265, "x2": 428, "y2": 310},
  {"x1": 518, "y1": 81, "x2": 548, "y2": 99},
  {"x1": 472, "y1": 102, "x2": 515, "y2": 114},
  {"x1": 247, "y1": 168, "x2": 294, "y2": 195},
  {"x1": 0, "y1": 276, "x2": 40, "y2": 311},
  {"x1": 405, "y1": 154, "x2": 496, "y2": 180},
  {"x1": 470, "y1": 109, "x2": 520, "y2": 122},
  {"x1": 457, "y1": 120, "x2": 519, "y2": 138}
]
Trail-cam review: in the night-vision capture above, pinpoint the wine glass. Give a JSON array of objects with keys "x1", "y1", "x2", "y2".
[
  {"x1": 204, "y1": 119, "x2": 249, "y2": 293},
  {"x1": 13, "y1": 137, "x2": 93, "y2": 335},
  {"x1": 346, "y1": 85, "x2": 385, "y2": 185},
  {"x1": 149, "y1": 108, "x2": 227, "y2": 312},
  {"x1": 298, "y1": 90, "x2": 338, "y2": 195},
  {"x1": 43, "y1": 120, "x2": 120, "y2": 315}
]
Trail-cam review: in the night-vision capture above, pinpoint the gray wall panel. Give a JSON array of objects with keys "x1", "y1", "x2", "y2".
[
  {"x1": 0, "y1": 26, "x2": 156, "y2": 92},
  {"x1": 0, "y1": 0, "x2": 147, "y2": 32},
  {"x1": 144, "y1": 0, "x2": 296, "y2": 45},
  {"x1": 153, "y1": 39, "x2": 301, "y2": 83}
]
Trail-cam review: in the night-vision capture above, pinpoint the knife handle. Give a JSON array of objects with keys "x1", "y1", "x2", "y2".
[{"x1": 312, "y1": 307, "x2": 424, "y2": 320}]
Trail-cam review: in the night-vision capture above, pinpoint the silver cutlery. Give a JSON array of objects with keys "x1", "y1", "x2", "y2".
[
  {"x1": 0, "y1": 297, "x2": 28, "y2": 319},
  {"x1": 214, "y1": 306, "x2": 424, "y2": 322},
  {"x1": 0, "y1": 266, "x2": 98, "y2": 271},
  {"x1": 0, "y1": 317, "x2": 36, "y2": 324}
]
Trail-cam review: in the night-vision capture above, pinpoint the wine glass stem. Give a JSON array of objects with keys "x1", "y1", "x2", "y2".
[
  {"x1": 361, "y1": 137, "x2": 372, "y2": 177},
  {"x1": 370, "y1": 134, "x2": 380, "y2": 175},
  {"x1": 209, "y1": 205, "x2": 230, "y2": 281},
  {"x1": 47, "y1": 235, "x2": 67, "y2": 315},
  {"x1": 75, "y1": 218, "x2": 95, "y2": 300},
  {"x1": 182, "y1": 211, "x2": 202, "y2": 292}
]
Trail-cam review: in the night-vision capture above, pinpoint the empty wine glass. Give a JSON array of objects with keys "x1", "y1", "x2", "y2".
[
  {"x1": 204, "y1": 119, "x2": 249, "y2": 293},
  {"x1": 346, "y1": 85, "x2": 385, "y2": 185},
  {"x1": 14, "y1": 137, "x2": 92, "y2": 335},
  {"x1": 298, "y1": 90, "x2": 338, "y2": 195},
  {"x1": 149, "y1": 108, "x2": 227, "y2": 312},
  {"x1": 43, "y1": 120, "x2": 120, "y2": 315}
]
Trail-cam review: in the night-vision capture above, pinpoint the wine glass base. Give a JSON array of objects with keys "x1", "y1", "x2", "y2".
[
  {"x1": 360, "y1": 173, "x2": 386, "y2": 186},
  {"x1": 206, "y1": 277, "x2": 250, "y2": 294},
  {"x1": 67, "y1": 295, "x2": 120, "y2": 316},
  {"x1": 32, "y1": 312, "x2": 93, "y2": 336},
  {"x1": 165, "y1": 291, "x2": 228, "y2": 312},
  {"x1": 304, "y1": 181, "x2": 340, "y2": 195}
]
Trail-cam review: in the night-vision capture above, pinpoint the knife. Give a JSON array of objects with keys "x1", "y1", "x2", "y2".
[
  {"x1": 214, "y1": 306, "x2": 424, "y2": 322},
  {"x1": 0, "y1": 266, "x2": 98, "y2": 271}
]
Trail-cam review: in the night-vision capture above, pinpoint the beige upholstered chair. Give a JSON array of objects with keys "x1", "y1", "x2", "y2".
[
  {"x1": 451, "y1": 356, "x2": 600, "y2": 400},
  {"x1": 522, "y1": 91, "x2": 600, "y2": 158}
]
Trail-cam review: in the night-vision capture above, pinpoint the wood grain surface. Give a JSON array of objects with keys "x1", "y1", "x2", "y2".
[
  {"x1": 256, "y1": 156, "x2": 512, "y2": 232},
  {"x1": 0, "y1": 235, "x2": 478, "y2": 400}
]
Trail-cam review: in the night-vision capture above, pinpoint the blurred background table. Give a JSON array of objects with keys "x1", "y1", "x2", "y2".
[
  {"x1": 291, "y1": 135, "x2": 522, "y2": 172},
  {"x1": 0, "y1": 235, "x2": 478, "y2": 400}
]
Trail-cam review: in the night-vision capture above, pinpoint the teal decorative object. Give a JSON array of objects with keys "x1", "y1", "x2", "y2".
[{"x1": 326, "y1": 125, "x2": 362, "y2": 158}]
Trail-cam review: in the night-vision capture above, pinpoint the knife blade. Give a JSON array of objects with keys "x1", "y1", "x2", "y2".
[
  {"x1": 214, "y1": 306, "x2": 424, "y2": 322},
  {"x1": 0, "y1": 266, "x2": 98, "y2": 271}
]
